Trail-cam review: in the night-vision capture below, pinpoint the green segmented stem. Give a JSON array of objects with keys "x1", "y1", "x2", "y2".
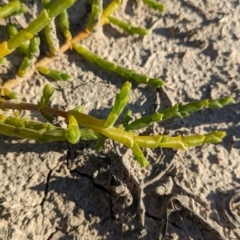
[
  {"x1": 0, "y1": 114, "x2": 60, "y2": 142},
  {"x1": 0, "y1": 113, "x2": 80, "y2": 143},
  {"x1": 37, "y1": 66, "x2": 71, "y2": 81},
  {"x1": 41, "y1": 0, "x2": 59, "y2": 55},
  {"x1": 0, "y1": 1, "x2": 21, "y2": 21},
  {"x1": 133, "y1": 131, "x2": 226, "y2": 149},
  {"x1": 14, "y1": 2, "x2": 28, "y2": 15},
  {"x1": 43, "y1": 20, "x2": 59, "y2": 55},
  {"x1": 64, "y1": 115, "x2": 81, "y2": 144},
  {"x1": 209, "y1": 96, "x2": 234, "y2": 108},
  {"x1": 27, "y1": 37, "x2": 40, "y2": 60},
  {"x1": 39, "y1": 84, "x2": 55, "y2": 122},
  {"x1": 39, "y1": 84, "x2": 54, "y2": 109},
  {"x1": 17, "y1": 58, "x2": 31, "y2": 77},
  {"x1": 0, "y1": 123, "x2": 47, "y2": 142},
  {"x1": 108, "y1": 16, "x2": 148, "y2": 36},
  {"x1": 6, "y1": 23, "x2": 29, "y2": 54},
  {"x1": 126, "y1": 96, "x2": 234, "y2": 130},
  {"x1": 125, "y1": 112, "x2": 163, "y2": 130},
  {"x1": 0, "y1": 82, "x2": 232, "y2": 167},
  {"x1": 1, "y1": 114, "x2": 54, "y2": 130},
  {"x1": 86, "y1": 0, "x2": 102, "y2": 32},
  {"x1": 101, "y1": 0, "x2": 122, "y2": 25},
  {"x1": 0, "y1": 107, "x2": 226, "y2": 163},
  {"x1": 17, "y1": 37, "x2": 40, "y2": 77},
  {"x1": 47, "y1": 0, "x2": 76, "y2": 19},
  {"x1": 160, "y1": 96, "x2": 234, "y2": 120},
  {"x1": 73, "y1": 43, "x2": 164, "y2": 87},
  {"x1": 59, "y1": 10, "x2": 72, "y2": 41},
  {"x1": 103, "y1": 81, "x2": 131, "y2": 128},
  {"x1": 132, "y1": 142, "x2": 149, "y2": 167},
  {"x1": 141, "y1": 0, "x2": 165, "y2": 12},
  {"x1": 0, "y1": 0, "x2": 76, "y2": 58},
  {"x1": 98, "y1": 124, "x2": 226, "y2": 166},
  {"x1": 7, "y1": 10, "x2": 49, "y2": 50},
  {"x1": 71, "y1": 105, "x2": 98, "y2": 141}
]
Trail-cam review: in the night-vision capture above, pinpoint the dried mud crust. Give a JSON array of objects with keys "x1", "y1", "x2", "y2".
[
  {"x1": 19, "y1": 143, "x2": 229, "y2": 240},
  {"x1": 0, "y1": 0, "x2": 240, "y2": 239}
]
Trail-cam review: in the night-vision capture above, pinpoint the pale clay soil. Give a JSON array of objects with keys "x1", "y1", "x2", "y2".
[{"x1": 0, "y1": 0, "x2": 240, "y2": 239}]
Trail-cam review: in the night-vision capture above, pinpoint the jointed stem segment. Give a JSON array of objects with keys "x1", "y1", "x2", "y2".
[
  {"x1": 0, "y1": 82, "x2": 232, "y2": 167},
  {"x1": 103, "y1": 81, "x2": 131, "y2": 128},
  {"x1": 100, "y1": 0, "x2": 122, "y2": 25},
  {"x1": 87, "y1": 0, "x2": 103, "y2": 31},
  {"x1": 59, "y1": 10, "x2": 72, "y2": 41},
  {"x1": 107, "y1": 16, "x2": 149, "y2": 35},
  {"x1": 6, "y1": 23, "x2": 29, "y2": 54},
  {"x1": 17, "y1": 37, "x2": 40, "y2": 77},
  {"x1": 37, "y1": 66, "x2": 71, "y2": 81},
  {"x1": 73, "y1": 43, "x2": 164, "y2": 87},
  {"x1": 0, "y1": 1, "x2": 27, "y2": 21},
  {"x1": 41, "y1": 0, "x2": 59, "y2": 55},
  {"x1": 126, "y1": 96, "x2": 234, "y2": 130}
]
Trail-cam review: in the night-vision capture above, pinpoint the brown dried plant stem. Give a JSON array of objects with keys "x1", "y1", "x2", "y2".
[
  {"x1": 0, "y1": 101, "x2": 67, "y2": 118},
  {"x1": 2, "y1": 29, "x2": 91, "y2": 90}
]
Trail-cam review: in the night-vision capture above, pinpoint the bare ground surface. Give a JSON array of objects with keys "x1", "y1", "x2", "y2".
[{"x1": 0, "y1": 0, "x2": 240, "y2": 239}]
